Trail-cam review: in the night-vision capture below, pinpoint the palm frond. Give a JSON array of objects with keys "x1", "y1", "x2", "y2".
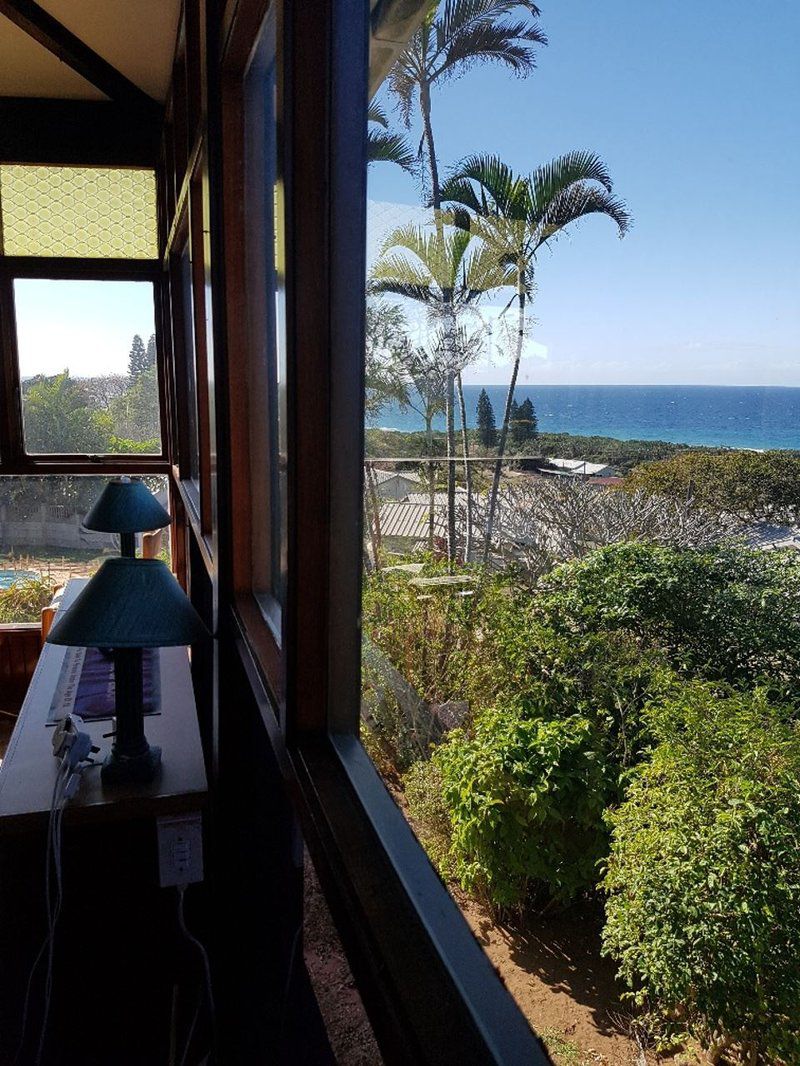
[
  {"x1": 436, "y1": 18, "x2": 547, "y2": 81},
  {"x1": 367, "y1": 127, "x2": 416, "y2": 172},
  {"x1": 537, "y1": 184, "x2": 632, "y2": 248},
  {"x1": 367, "y1": 101, "x2": 388, "y2": 127}
]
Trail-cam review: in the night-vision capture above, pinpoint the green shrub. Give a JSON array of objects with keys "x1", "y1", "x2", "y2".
[
  {"x1": 403, "y1": 759, "x2": 454, "y2": 879},
  {"x1": 602, "y1": 683, "x2": 800, "y2": 1061},
  {"x1": 434, "y1": 704, "x2": 612, "y2": 908},
  {"x1": 536, "y1": 541, "x2": 800, "y2": 701},
  {"x1": 0, "y1": 576, "x2": 56, "y2": 623}
]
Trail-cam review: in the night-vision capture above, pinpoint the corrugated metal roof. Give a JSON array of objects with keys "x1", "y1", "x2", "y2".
[
  {"x1": 403, "y1": 489, "x2": 468, "y2": 506},
  {"x1": 376, "y1": 502, "x2": 446, "y2": 541},
  {"x1": 372, "y1": 468, "x2": 424, "y2": 485}
]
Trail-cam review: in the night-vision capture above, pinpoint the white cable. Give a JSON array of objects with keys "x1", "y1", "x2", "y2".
[
  {"x1": 14, "y1": 757, "x2": 69, "y2": 1065},
  {"x1": 176, "y1": 884, "x2": 216, "y2": 1066}
]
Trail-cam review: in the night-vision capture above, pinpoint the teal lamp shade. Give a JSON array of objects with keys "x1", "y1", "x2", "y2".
[
  {"x1": 47, "y1": 558, "x2": 208, "y2": 649},
  {"x1": 47, "y1": 559, "x2": 208, "y2": 785},
  {"x1": 84, "y1": 478, "x2": 170, "y2": 558}
]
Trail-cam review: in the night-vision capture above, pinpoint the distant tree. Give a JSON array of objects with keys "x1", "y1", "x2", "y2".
[
  {"x1": 145, "y1": 333, "x2": 157, "y2": 370},
  {"x1": 511, "y1": 396, "x2": 537, "y2": 446},
  {"x1": 476, "y1": 388, "x2": 497, "y2": 447},
  {"x1": 626, "y1": 450, "x2": 800, "y2": 525},
  {"x1": 508, "y1": 398, "x2": 521, "y2": 448},
  {"x1": 110, "y1": 365, "x2": 161, "y2": 447},
  {"x1": 23, "y1": 371, "x2": 111, "y2": 454},
  {"x1": 365, "y1": 299, "x2": 411, "y2": 422},
  {"x1": 128, "y1": 334, "x2": 148, "y2": 380}
]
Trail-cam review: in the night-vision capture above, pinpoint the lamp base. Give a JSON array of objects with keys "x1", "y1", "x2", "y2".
[{"x1": 101, "y1": 744, "x2": 162, "y2": 785}]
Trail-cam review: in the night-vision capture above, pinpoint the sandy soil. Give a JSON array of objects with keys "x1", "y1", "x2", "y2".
[
  {"x1": 461, "y1": 895, "x2": 653, "y2": 1065},
  {"x1": 304, "y1": 854, "x2": 384, "y2": 1066}
]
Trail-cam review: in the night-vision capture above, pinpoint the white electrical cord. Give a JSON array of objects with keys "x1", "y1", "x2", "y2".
[
  {"x1": 176, "y1": 884, "x2": 216, "y2": 1066},
  {"x1": 15, "y1": 728, "x2": 96, "y2": 1066}
]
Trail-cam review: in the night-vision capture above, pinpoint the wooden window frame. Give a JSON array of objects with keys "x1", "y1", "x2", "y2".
[
  {"x1": 215, "y1": 0, "x2": 549, "y2": 1061},
  {"x1": 0, "y1": 256, "x2": 169, "y2": 476}
]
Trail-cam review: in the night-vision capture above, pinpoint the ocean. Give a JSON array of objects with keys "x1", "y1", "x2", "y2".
[{"x1": 373, "y1": 385, "x2": 800, "y2": 451}]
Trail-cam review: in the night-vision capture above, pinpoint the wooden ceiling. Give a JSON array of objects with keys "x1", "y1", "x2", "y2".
[{"x1": 0, "y1": 0, "x2": 181, "y2": 103}]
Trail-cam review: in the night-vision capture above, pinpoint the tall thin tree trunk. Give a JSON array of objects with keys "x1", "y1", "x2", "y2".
[
  {"x1": 483, "y1": 286, "x2": 526, "y2": 564},
  {"x1": 446, "y1": 370, "x2": 456, "y2": 564},
  {"x1": 457, "y1": 371, "x2": 472, "y2": 562},
  {"x1": 420, "y1": 79, "x2": 441, "y2": 210},
  {"x1": 365, "y1": 463, "x2": 382, "y2": 569},
  {"x1": 426, "y1": 413, "x2": 435, "y2": 551}
]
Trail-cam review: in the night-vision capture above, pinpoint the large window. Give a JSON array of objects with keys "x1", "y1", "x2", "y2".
[
  {"x1": 360, "y1": 2, "x2": 800, "y2": 1063},
  {"x1": 14, "y1": 279, "x2": 160, "y2": 456},
  {"x1": 243, "y1": 3, "x2": 287, "y2": 622}
]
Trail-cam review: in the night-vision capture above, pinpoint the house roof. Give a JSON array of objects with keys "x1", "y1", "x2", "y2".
[
  {"x1": 543, "y1": 457, "x2": 614, "y2": 477},
  {"x1": 372, "y1": 468, "x2": 424, "y2": 485},
  {"x1": 376, "y1": 502, "x2": 446, "y2": 541},
  {"x1": 745, "y1": 523, "x2": 800, "y2": 551}
]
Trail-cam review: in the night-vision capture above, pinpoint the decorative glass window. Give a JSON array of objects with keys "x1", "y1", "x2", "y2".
[{"x1": 0, "y1": 166, "x2": 157, "y2": 259}]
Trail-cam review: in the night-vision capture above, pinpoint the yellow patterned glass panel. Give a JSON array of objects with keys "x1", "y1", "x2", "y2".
[{"x1": 0, "y1": 166, "x2": 157, "y2": 258}]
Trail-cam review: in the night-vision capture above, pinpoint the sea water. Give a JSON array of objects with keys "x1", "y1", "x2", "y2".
[{"x1": 372, "y1": 385, "x2": 800, "y2": 451}]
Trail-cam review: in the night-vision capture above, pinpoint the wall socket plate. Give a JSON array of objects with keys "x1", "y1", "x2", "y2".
[{"x1": 157, "y1": 812, "x2": 204, "y2": 887}]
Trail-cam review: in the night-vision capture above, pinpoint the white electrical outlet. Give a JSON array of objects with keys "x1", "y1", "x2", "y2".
[{"x1": 157, "y1": 813, "x2": 204, "y2": 887}]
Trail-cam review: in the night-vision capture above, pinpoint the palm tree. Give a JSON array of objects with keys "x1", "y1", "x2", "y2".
[
  {"x1": 371, "y1": 220, "x2": 511, "y2": 559},
  {"x1": 441, "y1": 152, "x2": 632, "y2": 560},
  {"x1": 389, "y1": 0, "x2": 546, "y2": 209},
  {"x1": 368, "y1": 102, "x2": 415, "y2": 172}
]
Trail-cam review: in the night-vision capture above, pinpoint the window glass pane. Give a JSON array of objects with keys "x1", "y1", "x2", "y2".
[
  {"x1": 0, "y1": 166, "x2": 157, "y2": 259},
  {"x1": 362, "y1": 3, "x2": 800, "y2": 1061},
  {"x1": 178, "y1": 243, "x2": 201, "y2": 485},
  {"x1": 14, "y1": 279, "x2": 161, "y2": 455},
  {"x1": 0, "y1": 475, "x2": 170, "y2": 624},
  {"x1": 244, "y1": 4, "x2": 287, "y2": 622}
]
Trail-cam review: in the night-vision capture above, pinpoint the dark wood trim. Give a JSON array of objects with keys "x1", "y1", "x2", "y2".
[
  {"x1": 283, "y1": 0, "x2": 332, "y2": 739},
  {"x1": 1, "y1": 258, "x2": 160, "y2": 281},
  {"x1": 0, "y1": 99, "x2": 160, "y2": 167},
  {"x1": 0, "y1": 273, "x2": 23, "y2": 466},
  {"x1": 0, "y1": 0, "x2": 161, "y2": 119},
  {"x1": 0, "y1": 457, "x2": 170, "y2": 475}
]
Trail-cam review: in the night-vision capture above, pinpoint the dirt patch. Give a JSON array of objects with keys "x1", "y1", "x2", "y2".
[
  {"x1": 303, "y1": 853, "x2": 383, "y2": 1066},
  {"x1": 460, "y1": 895, "x2": 650, "y2": 1064}
]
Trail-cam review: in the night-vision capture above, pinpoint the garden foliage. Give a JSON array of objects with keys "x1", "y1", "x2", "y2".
[
  {"x1": 366, "y1": 538, "x2": 800, "y2": 1054},
  {"x1": 602, "y1": 683, "x2": 800, "y2": 1060}
]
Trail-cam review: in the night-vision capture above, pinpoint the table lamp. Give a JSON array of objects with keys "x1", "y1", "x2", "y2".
[
  {"x1": 46, "y1": 558, "x2": 209, "y2": 785},
  {"x1": 83, "y1": 477, "x2": 171, "y2": 558}
]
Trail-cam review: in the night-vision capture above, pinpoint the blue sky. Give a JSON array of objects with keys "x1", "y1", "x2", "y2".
[
  {"x1": 14, "y1": 279, "x2": 155, "y2": 378},
  {"x1": 368, "y1": 0, "x2": 800, "y2": 386}
]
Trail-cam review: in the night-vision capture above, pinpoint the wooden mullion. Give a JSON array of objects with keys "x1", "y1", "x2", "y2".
[
  {"x1": 0, "y1": 269, "x2": 24, "y2": 467},
  {"x1": 3, "y1": 258, "x2": 160, "y2": 281}
]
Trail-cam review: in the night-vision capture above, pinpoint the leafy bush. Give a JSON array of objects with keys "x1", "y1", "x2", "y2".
[
  {"x1": 535, "y1": 541, "x2": 800, "y2": 701},
  {"x1": 0, "y1": 576, "x2": 57, "y2": 623},
  {"x1": 403, "y1": 759, "x2": 454, "y2": 879},
  {"x1": 602, "y1": 683, "x2": 800, "y2": 1061},
  {"x1": 434, "y1": 704, "x2": 612, "y2": 907},
  {"x1": 626, "y1": 448, "x2": 800, "y2": 524}
]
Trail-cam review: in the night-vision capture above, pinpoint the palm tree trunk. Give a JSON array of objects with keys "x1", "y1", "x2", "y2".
[
  {"x1": 446, "y1": 370, "x2": 456, "y2": 564},
  {"x1": 457, "y1": 371, "x2": 472, "y2": 561},
  {"x1": 426, "y1": 412, "x2": 435, "y2": 551},
  {"x1": 420, "y1": 78, "x2": 441, "y2": 210},
  {"x1": 483, "y1": 286, "x2": 526, "y2": 564}
]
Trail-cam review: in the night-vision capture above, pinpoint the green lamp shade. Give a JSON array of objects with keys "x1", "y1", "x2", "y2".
[
  {"x1": 84, "y1": 478, "x2": 170, "y2": 534},
  {"x1": 46, "y1": 558, "x2": 209, "y2": 649}
]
